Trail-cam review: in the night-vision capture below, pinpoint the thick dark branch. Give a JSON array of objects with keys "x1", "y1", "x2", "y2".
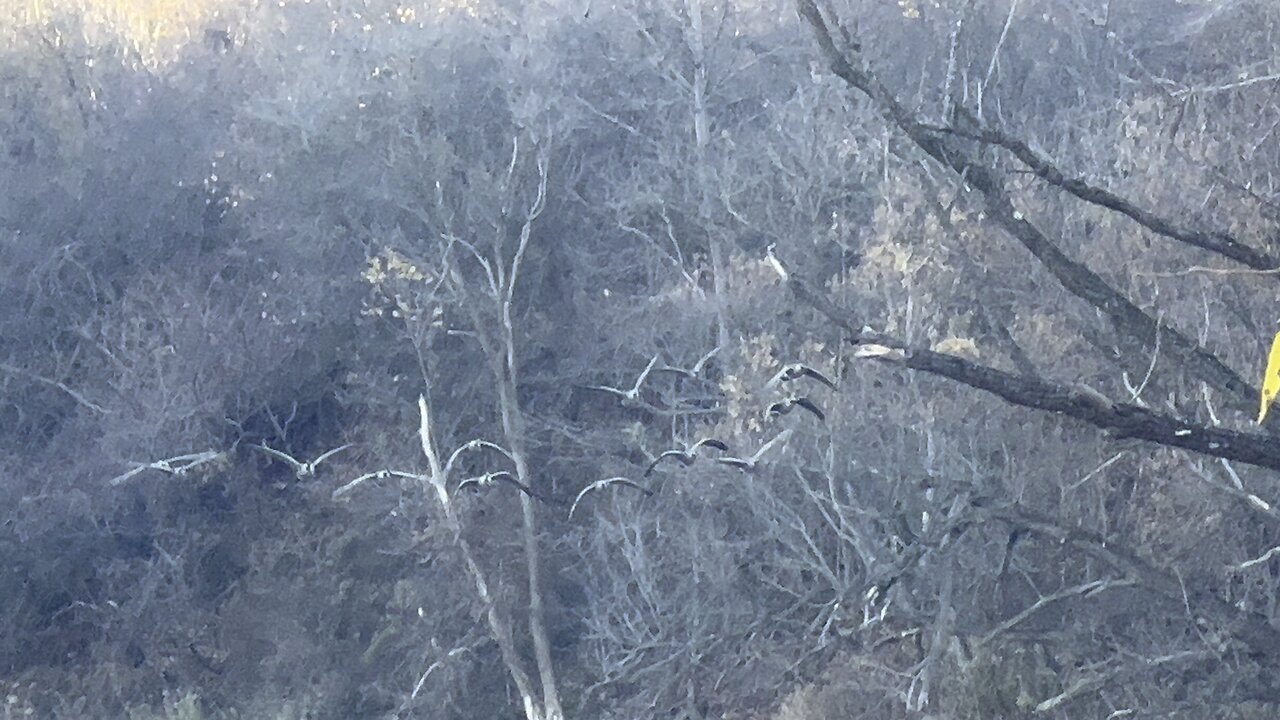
[
  {"x1": 794, "y1": 0, "x2": 1255, "y2": 405},
  {"x1": 946, "y1": 111, "x2": 1280, "y2": 273},
  {"x1": 791, "y1": 276, "x2": 1280, "y2": 472}
]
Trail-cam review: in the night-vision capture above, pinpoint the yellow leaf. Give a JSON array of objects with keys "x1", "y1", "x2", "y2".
[
  {"x1": 1259, "y1": 330, "x2": 1280, "y2": 423},
  {"x1": 932, "y1": 336, "x2": 979, "y2": 359},
  {"x1": 853, "y1": 344, "x2": 905, "y2": 361}
]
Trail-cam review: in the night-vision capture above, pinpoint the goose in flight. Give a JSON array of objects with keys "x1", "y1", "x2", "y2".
[
  {"x1": 581, "y1": 354, "x2": 661, "y2": 403},
  {"x1": 644, "y1": 437, "x2": 731, "y2": 476},
  {"x1": 714, "y1": 429, "x2": 793, "y2": 472},
  {"x1": 767, "y1": 396, "x2": 826, "y2": 422},
  {"x1": 457, "y1": 470, "x2": 537, "y2": 498},
  {"x1": 253, "y1": 443, "x2": 352, "y2": 479},
  {"x1": 108, "y1": 449, "x2": 225, "y2": 486},
  {"x1": 568, "y1": 477, "x2": 653, "y2": 518},
  {"x1": 656, "y1": 345, "x2": 721, "y2": 380},
  {"x1": 766, "y1": 362, "x2": 838, "y2": 392}
]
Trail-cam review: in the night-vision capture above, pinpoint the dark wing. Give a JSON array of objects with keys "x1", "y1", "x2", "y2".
[
  {"x1": 645, "y1": 450, "x2": 691, "y2": 477},
  {"x1": 793, "y1": 396, "x2": 826, "y2": 421},
  {"x1": 796, "y1": 365, "x2": 839, "y2": 391},
  {"x1": 692, "y1": 438, "x2": 729, "y2": 452},
  {"x1": 493, "y1": 473, "x2": 538, "y2": 498}
]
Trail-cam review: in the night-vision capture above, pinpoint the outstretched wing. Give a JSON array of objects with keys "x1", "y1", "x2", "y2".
[
  {"x1": 631, "y1": 354, "x2": 661, "y2": 393},
  {"x1": 793, "y1": 396, "x2": 826, "y2": 421},
  {"x1": 493, "y1": 473, "x2": 537, "y2": 498},
  {"x1": 714, "y1": 457, "x2": 750, "y2": 471},
  {"x1": 691, "y1": 345, "x2": 722, "y2": 374},
  {"x1": 645, "y1": 450, "x2": 690, "y2": 477},
  {"x1": 692, "y1": 438, "x2": 729, "y2": 452},
  {"x1": 569, "y1": 477, "x2": 652, "y2": 518},
  {"x1": 580, "y1": 384, "x2": 629, "y2": 399},
  {"x1": 654, "y1": 364, "x2": 696, "y2": 380},
  {"x1": 797, "y1": 365, "x2": 839, "y2": 391},
  {"x1": 752, "y1": 428, "x2": 795, "y2": 461},
  {"x1": 311, "y1": 443, "x2": 353, "y2": 468},
  {"x1": 253, "y1": 444, "x2": 304, "y2": 472},
  {"x1": 765, "y1": 367, "x2": 791, "y2": 389}
]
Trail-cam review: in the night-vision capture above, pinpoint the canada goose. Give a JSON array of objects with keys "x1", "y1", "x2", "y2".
[
  {"x1": 656, "y1": 346, "x2": 722, "y2": 380},
  {"x1": 108, "y1": 450, "x2": 225, "y2": 486},
  {"x1": 766, "y1": 363, "x2": 838, "y2": 391},
  {"x1": 581, "y1": 355, "x2": 661, "y2": 403},
  {"x1": 457, "y1": 470, "x2": 536, "y2": 498},
  {"x1": 253, "y1": 443, "x2": 352, "y2": 479},
  {"x1": 644, "y1": 438, "x2": 731, "y2": 476},
  {"x1": 331, "y1": 468, "x2": 421, "y2": 499},
  {"x1": 714, "y1": 429, "x2": 793, "y2": 472},
  {"x1": 568, "y1": 477, "x2": 653, "y2": 518},
  {"x1": 765, "y1": 243, "x2": 789, "y2": 281},
  {"x1": 767, "y1": 396, "x2": 826, "y2": 422}
]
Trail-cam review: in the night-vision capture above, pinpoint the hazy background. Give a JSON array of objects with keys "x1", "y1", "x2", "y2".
[{"x1": 3, "y1": 0, "x2": 1280, "y2": 717}]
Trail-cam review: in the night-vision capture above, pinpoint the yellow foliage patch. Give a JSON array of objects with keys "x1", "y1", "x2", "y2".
[
  {"x1": 932, "y1": 336, "x2": 980, "y2": 359},
  {"x1": 1258, "y1": 330, "x2": 1280, "y2": 424}
]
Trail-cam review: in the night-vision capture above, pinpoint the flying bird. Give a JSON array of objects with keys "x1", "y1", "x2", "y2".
[
  {"x1": 253, "y1": 443, "x2": 351, "y2": 479},
  {"x1": 644, "y1": 437, "x2": 731, "y2": 476},
  {"x1": 457, "y1": 470, "x2": 537, "y2": 498},
  {"x1": 766, "y1": 362, "x2": 838, "y2": 392},
  {"x1": 767, "y1": 396, "x2": 826, "y2": 422},
  {"x1": 568, "y1": 477, "x2": 653, "y2": 518},
  {"x1": 656, "y1": 345, "x2": 722, "y2": 380},
  {"x1": 581, "y1": 354, "x2": 661, "y2": 403},
  {"x1": 714, "y1": 429, "x2": 794, "y2": 472}
]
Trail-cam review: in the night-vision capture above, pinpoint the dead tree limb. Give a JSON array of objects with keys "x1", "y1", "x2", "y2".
[
  {"x1": 793, "y1": 0, "x2": 1256, "y2": 406},
  {"x1": 790, "y1": 276, "x2": 1280, "y2": 473},
  {"x1": 941, "y1": 109, "x2": 1280, "y2": 274}
]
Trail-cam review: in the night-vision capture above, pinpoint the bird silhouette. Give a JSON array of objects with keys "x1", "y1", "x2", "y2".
[
  {"x1": 568, "y1": 477, "x2": 653, "y2": 518},
  {"x1": 457, "y1": 471, "x2": 537, "y2": 498},
  {"x1": 714, "y1": 429, "x2": 794, "y2": 472},
  {"x1": 581, "y1": 355, "x2": 661, "y2": 403},
  {"x1": 767, "y1": 396, "x2": 826, "y2": 422},
  {"x1": 644, "y1": 438, "x2": 731, "y2": 476},
  {"x1": 766, "y1": 362, "x2": 838, "y2": 392},
  {"x1": 253, "y1": 443, "x2": 351, "y2": 479}
]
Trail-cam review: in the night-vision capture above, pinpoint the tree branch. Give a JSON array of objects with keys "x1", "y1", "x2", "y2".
[
  {"x1": 942, "y1": 109, "x2": 1280, "y2": 273},
  {"x1": 790, "y1": 276, "x2": 1280, "y2": 472},
  {"x1": 793, "y1": 0, "x2": 1256, "y2": 405}
]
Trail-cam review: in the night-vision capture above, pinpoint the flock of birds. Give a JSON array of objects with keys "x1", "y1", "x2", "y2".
[
  {"x1": 249, "y1": 351, "x2": 840, "y2": 520},
  {"x1": 567, "y1": 355, "x2": 840, "y2": 517}
]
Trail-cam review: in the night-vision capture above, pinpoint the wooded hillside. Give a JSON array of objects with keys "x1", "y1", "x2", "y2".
[{"x1": 3, "y1": 0, "x2": 1280, "y2": 717}]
